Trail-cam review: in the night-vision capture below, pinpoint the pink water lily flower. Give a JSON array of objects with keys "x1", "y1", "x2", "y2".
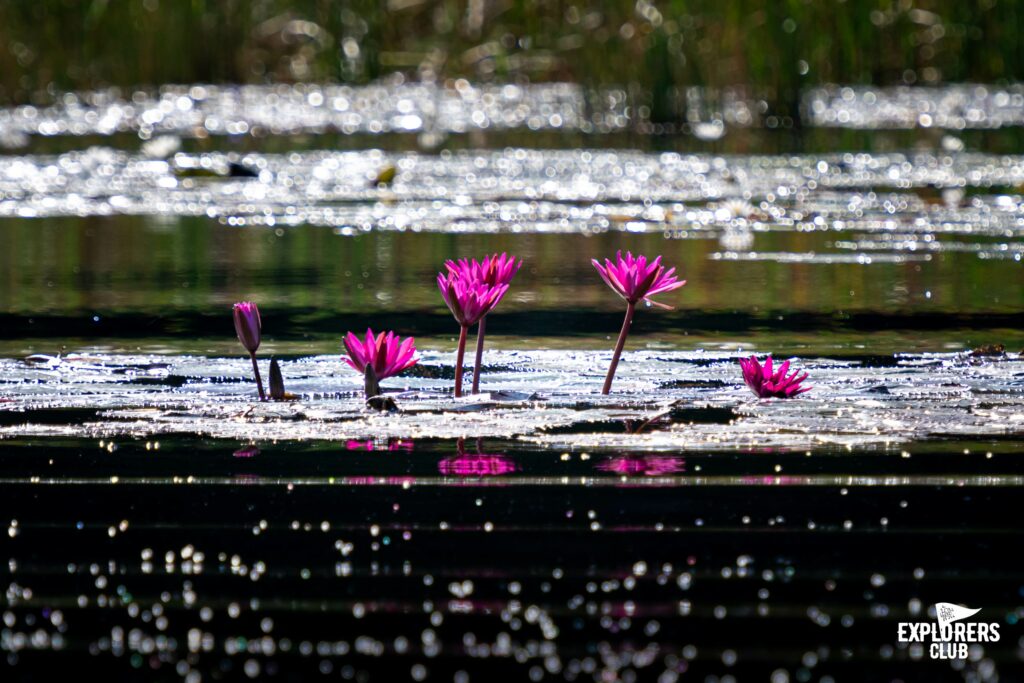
[
  {"x1": 437, "y1": 266, "x2": 514, "y2": 398},
  {"x1": 443, "y1": 252, "x2": 522, "y2": 395},
  {"x1": 592, "y1": 251, "x2": 686, "y2": 394},
  {"x1": 446, "y1": 252, "x2": 522, "y2": 289},
  {"x1": 342, "y1": 329, "x2": 419, "y2": 381},
  {"x1": 739, "y1": 355, "x2": 811, "y2": 398},
  {"x1": 592, "y1": 251, "x2": 686, "y2": 307},
  {"x1": 437, "y1": 271, "x2": 509, "y2": 328}
]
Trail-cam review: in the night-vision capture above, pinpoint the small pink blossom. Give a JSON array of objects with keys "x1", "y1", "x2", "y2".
[
  {"x1": 739, "y1": 355, "x2": 811, "y2": 398},
  {"x1": 342, "y1": 329, "x2": 419, "y2": 381}
]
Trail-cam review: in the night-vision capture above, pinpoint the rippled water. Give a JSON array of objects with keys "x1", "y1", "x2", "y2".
[
  {"x1": 4, "y1": 83, "x2": 1024, "y2": 149},
  {"x1": 2, "y1": 148, "x2": 1023, "y2": 269},
  {"x1": 804, "y1": 84, "x2": 1024, "y2": 129},
  {"x1": 2, "y1": 82, "x2": 1023, "y2": 682}
]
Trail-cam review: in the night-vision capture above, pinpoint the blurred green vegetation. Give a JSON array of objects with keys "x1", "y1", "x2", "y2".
[{"x1": 1, "y1": 0, "x2": 1022, "y2": 117}]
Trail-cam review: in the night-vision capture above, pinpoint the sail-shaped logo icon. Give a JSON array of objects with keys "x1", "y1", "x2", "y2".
[{"x1": 935, "y1": 603, "x2": 982, "y2": 628}]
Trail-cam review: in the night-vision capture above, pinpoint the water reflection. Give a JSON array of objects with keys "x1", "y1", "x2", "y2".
[
  {"x1": 438, "y1": 439, "x2": 518, "y2": 477},
  {"x1": 4, "y1": 428, "x2": 1020, "y2": 680},
  {"x1": 345, "y1": 439, "x2": 414, "y2": 453},
  {"x1": 232, "y1": 444, "x2": 260, "y2": 458},
  {"x1": 597, "y1": 455, "x2": 686, "y2": 476}
]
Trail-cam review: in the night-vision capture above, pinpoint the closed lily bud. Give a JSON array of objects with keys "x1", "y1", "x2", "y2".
[
  {"x1": 269, "y1": 358, "x2": 285, "y2": 400},
  {"x1": 233, "y1": 302, "x2": 261, "y2": 354}
]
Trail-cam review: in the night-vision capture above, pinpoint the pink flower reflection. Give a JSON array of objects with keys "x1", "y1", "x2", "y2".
[
  {"x1": 438, "y1": 454, "x2": 518, "y2": 477},
  {"x1": 345, "y1": 439, "x2": 415, "y2": 452},
  {"x1": 597, "y1": 456, "x2": 686, "y2": 476},
  {"x1": 232, "y1": 445, "x2": 260, "y2": 458}
]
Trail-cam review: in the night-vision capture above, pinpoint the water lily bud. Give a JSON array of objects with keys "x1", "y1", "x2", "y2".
[
  {"x1": 269, "y1": 358, "x2": 285, "y2": 400},
  {"x1": 233, "y1": 302, "x2": 261, "y2": 354}
]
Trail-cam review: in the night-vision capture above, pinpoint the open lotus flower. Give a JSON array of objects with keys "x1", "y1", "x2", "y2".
[
  {"x1": 437, "y1": 271, "x2": 509, "y2": 328},
  {"x1": 443, "y1": 253, "x2": 522, "y2": 394},
  {"x1": 232, "y1": 301, "x2": 265, "y2": 400},
  {"x1": 592, "y1": 251, "x2": 686, "y2": 394},
  {"x1": 739, "y1": 355, "x2": 811, "y2": 398},
  {"x1": 342, "y1": 329, "x2": 419, "y2": 383},
  {"x1": 592, "y1": 251, "x2": 685, "y2": 307},
  {"x1": 445, "y1": 252, "x2": 522, "y2": 289},
  {"x1": 437, "y1": 268, "x2": 511, "y2": 398}
]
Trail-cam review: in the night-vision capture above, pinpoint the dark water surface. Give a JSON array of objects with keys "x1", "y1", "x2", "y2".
[{"x1": 3, "y1": 437, "x2": 1023, "y2": 682}]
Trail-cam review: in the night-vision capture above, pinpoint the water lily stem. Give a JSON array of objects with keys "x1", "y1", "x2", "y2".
[
  {"x1": 602, "y1": 301, "x2": 635, "y2": 395},
  {"x1": 454, "y1": 324, "x2": 468, "y2": 398},
  {"x1": 471, "y1": 317, "x2": 487, "y2": 394},
  {"x1": 249, "y1": 352, "x2": 266, "y2": 401}
]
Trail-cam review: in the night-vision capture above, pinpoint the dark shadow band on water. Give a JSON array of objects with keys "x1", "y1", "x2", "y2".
[
  {"x1": 1, "y1": 435, "x2": 1022, "y2": 483},
  {"x1": 1, "y1": 309, "x2": 1021, "y2": 342}
]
